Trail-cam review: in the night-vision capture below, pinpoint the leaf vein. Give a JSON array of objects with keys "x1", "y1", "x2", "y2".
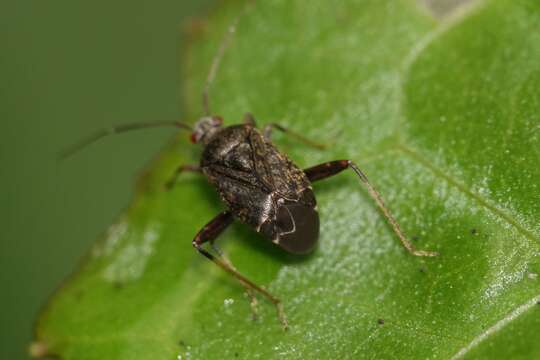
[
  {"x1": 449, "y1": 293, "x2": 540, "y2": 360},
  {"x1": 396, "y1": 144, "x2": 540, "y2": 246}
]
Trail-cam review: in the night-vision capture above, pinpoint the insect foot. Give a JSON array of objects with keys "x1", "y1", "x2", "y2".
[{"x1": 275, "y1": 300, "x2": 289, "y2": 331}]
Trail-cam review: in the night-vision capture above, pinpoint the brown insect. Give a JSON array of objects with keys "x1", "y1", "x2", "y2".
[{"x1": 62, "y1": 6, "x2": 438, "y2": 330}]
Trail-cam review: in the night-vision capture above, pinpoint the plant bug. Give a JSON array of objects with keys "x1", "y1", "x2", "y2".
[{"x1": 62, "y1": 5, "x2": 438, "y2": 330}]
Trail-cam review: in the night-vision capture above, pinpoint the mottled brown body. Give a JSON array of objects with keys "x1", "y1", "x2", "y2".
[{"x1": 201, "y1": 124, "x2": 319, "y2": 254}]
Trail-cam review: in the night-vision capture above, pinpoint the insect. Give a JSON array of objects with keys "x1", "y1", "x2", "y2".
[{"x1": 62, "y1": 7, "x2": 438, "y2": 330}]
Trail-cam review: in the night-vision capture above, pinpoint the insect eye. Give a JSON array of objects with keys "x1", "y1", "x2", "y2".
[{"x1": 190, "y1": 133, "x2": 198, "y2": 144}]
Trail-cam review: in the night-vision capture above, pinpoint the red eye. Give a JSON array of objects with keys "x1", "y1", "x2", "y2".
[{"x1": 190, "y1": 133, "x2": 197, "y2": 144}]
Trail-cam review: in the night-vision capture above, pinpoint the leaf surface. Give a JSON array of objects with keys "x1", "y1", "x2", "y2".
[{"x1": 35, "y1": 0, "x2": 540, "y2": 359}]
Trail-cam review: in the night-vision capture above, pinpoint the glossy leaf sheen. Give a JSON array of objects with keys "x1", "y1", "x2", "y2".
[{"x1": 36, "y1": 0, "x2": 540, "y2": 359}]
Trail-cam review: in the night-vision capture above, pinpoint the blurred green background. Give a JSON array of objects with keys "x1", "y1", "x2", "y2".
[
  {"x1": 1, "y1": 1, "x2": 211, "y2": 358},
  {"x1": 1, "y1": 1, "x2": 465, "y2": 359}
]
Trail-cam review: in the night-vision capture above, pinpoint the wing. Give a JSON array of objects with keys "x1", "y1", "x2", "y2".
[
  {"x1": 204, "y1": 165, "x2": 273, "y2": 228},
  {"x1": 248, "y1": 128, "x2": 311, "y2": 200},
  {"x1": 201, "y1": 125, "x2": 312, "y2": 230}
]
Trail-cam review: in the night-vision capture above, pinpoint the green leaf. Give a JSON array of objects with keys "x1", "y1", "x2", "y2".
[{"x1": 34, "y1": 0, "x2": 540, "y2": 359}]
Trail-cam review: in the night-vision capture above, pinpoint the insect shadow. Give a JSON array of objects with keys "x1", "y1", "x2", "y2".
[{"x1": 61, "y1": 3, "x2": 438, "y2": 330}]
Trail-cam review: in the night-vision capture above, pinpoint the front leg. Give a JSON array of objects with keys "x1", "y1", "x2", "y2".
[
  {"x1": 165, "y1": 164, "x2": 201, "y2": 190},
  {"x1": 304, "y1": 160, "x2": 438, "y2": 257},
  {"x1": 243, "y1": 112, "x2": 326, "y2": 149},
  {"x1": 263, "y1": 123, "x2": 327, "y2": 149},
  {"x1": 193, "y1": 211, "x2": 289, "y2": 329}
]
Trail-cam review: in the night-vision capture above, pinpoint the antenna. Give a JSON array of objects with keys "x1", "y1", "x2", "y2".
[
  {"x1": 202, "y1": 2, "x2": 254, "y2": 116},
  {"x1": 59, "y1": 121, "x2": 191, "y2": 159}
]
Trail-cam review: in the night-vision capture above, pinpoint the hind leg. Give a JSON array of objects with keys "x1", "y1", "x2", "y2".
[
  {"x1": 193, "y1": 211, "x2": 288, "y2": 329},
  {"x1": 304, "y1": 160, "x2": 438, "y2": 257}
]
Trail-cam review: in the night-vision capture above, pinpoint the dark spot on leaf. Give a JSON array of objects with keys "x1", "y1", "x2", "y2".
[
  {"x1": 419, "y1": 266, "x2": 427, "y2": 274},
  {"x1": 235, "y1": 352, "x2": 239, "y2": 357},
  {"x1": 411, "y1": 235, "x2": 419, "y2": 242},
  {"x1": 178, "y1": 340, "x2": 186, "y2": 347},
  {"x1": 113, "y1": 281, "x2": 124, "y2": 290},
  {"x1": 470, "y1": 228, "x2": 478, "y2": 235},
  {"x1": 377, "y1": 318, "x2": 385, "y2": 325}
]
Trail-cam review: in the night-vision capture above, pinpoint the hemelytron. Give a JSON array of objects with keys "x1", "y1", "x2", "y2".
[{"x1": 63, "y1": 5, "x2": 438, "y2": 330}]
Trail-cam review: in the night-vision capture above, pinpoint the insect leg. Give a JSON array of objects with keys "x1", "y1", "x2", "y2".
[
  {"x1": 263, "y1": 123, "x2": 327, "y2": 149},
  {"x1": 165, "y1": 164, "x2": 201, "y2": 190},
  {"x1": 193, "y1": 211, "x2": 288, "y2": 329},
  {"x1": 304, "y1": 160, "x2": 438, "y2": 257},
  {"x1": 209, "y1": 241, "x2": 260, "y2": 320}
]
